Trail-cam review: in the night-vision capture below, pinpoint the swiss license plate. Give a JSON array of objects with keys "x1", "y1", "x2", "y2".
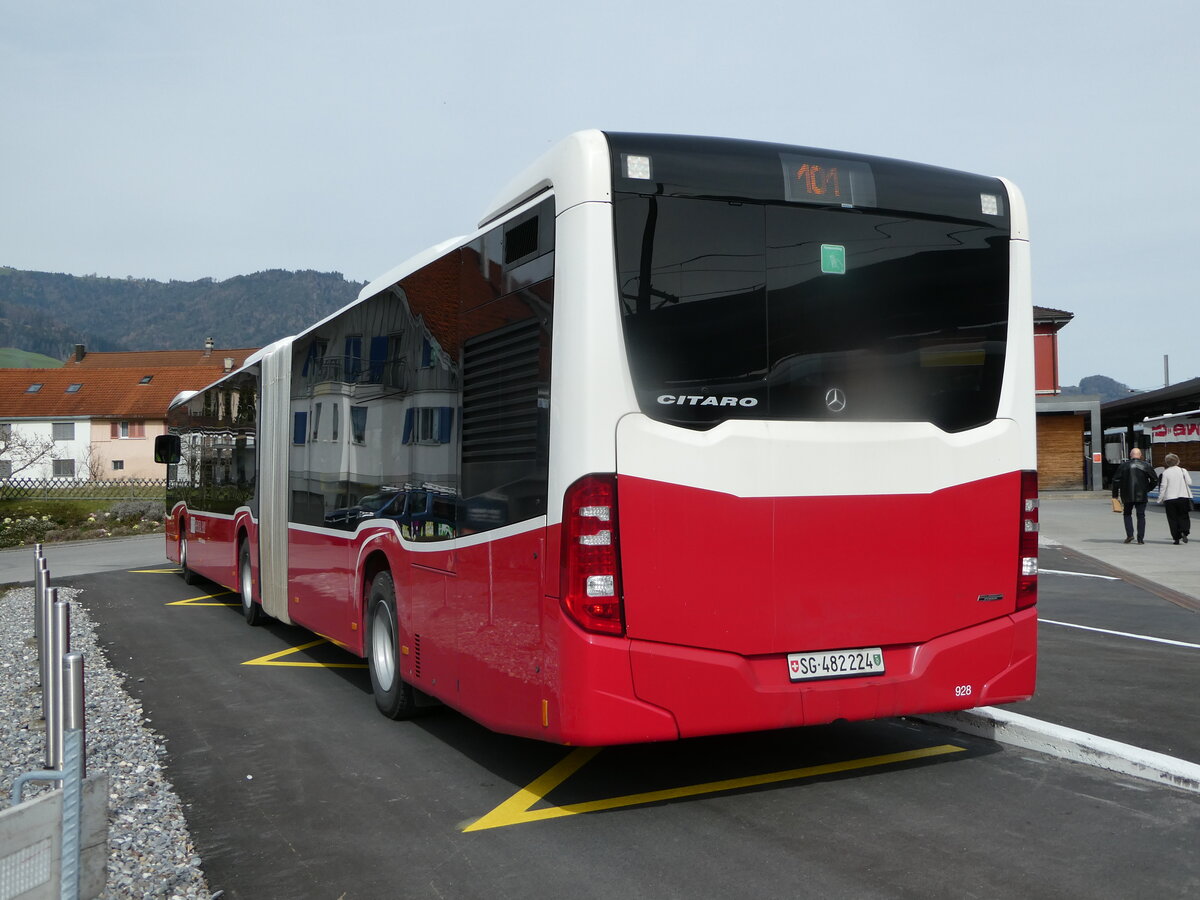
[{"x1": 787, "y1": 647, "x2": 885, "y2": 682}]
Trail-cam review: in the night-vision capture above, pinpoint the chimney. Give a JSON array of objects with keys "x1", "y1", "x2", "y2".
[
  {"x1": 204, "y1": 337, "x2": 214, "y2": 357},
  {"x1": 224, "y1": 356, "x2": 234, "y2": 373},
  {"x1": 74, "y1": 344, "x2": 86, "y2": 362}
]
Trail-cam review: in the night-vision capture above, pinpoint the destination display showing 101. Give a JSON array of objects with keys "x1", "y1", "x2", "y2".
[{"x1": 780, "y1": 153, "x2": 876, "y2": 208}]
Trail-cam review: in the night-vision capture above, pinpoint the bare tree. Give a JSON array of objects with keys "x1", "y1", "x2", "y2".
[
  {"x1": 79, "y1": 443, "x2": 106, "y2": 480},
  {"x1": 0, "y1": 427, "x2": 61, "y2": 478}
]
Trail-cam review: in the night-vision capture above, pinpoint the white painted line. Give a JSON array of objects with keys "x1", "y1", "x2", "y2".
[
  {"x1": 1040, "y1": 569, "x2": 1120, "y2": 581},
  {"x1": 1040, "y1": 618, "x2": 1200, "y2": 650},
  {"x1": 917, "y1": 707, "x2": 1200, "y2": 794}
]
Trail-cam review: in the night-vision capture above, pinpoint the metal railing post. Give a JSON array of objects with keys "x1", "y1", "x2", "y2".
[{"x1": 61, "y1": 651, "x2": 86, "y2": 900}]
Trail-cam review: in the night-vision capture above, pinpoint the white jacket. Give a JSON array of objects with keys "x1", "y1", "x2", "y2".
[{"x1": 1157, "y1": 465, "x2": 1194, "y2": 502}]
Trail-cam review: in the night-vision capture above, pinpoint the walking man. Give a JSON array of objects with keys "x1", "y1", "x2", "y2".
[{"x1": 1112, "y1": 447, "x2": 1158, "y2": 544}]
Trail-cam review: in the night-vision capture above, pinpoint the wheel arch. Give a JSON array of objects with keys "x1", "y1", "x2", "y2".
[
  {"x1": 235, "y1": 522, "x2": 253, "y2": 598},
  {"x1": 361, "y1": 547, "x2": 392, "y2": 614}
]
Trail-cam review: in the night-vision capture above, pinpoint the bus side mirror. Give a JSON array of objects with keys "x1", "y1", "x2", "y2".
[{"x1": 154, "y1": 434, "x2": 181, "y2": 464}]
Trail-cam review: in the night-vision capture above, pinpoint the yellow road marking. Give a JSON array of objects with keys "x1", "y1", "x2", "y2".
[
  {"x1": 162, "y1": 587, "x2": 365, "y2": 668},
  {"x1": 242, "y1": 638, "x2": 367, "y2": 669},
  {"x1": 166, "y1": 591, "x2": 239, "y2": 607},
  {"x1": 131, "y1": 567, "x2": 185, "y2": 574},
  {"x1": 464, "y1": 743, "x2": 965, "y2": 832},
  {"x1": 464, "y1": 747, "x2": 601, "y2": 832}
]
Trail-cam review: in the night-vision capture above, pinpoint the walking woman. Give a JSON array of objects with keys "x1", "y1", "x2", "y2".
[{"x1": 1156, "y1": 453, "x2": 1193, "y2": 544}]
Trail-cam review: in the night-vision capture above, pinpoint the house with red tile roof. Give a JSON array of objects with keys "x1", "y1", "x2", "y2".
[
  {"x1": 63, "y1": 340, "x2": 259, "y2": 371},
  {"x1": 0, "y1": 350, "x2": 257, "y2": 479}
]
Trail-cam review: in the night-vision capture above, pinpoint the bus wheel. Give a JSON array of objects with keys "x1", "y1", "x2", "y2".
[
  {"x1": 367, "y1": 571, "x2": 417, "y2": 720},
  {"x1": 180, "y1": 531, "x2": 199, "y2": 586},
  {"x1": 238, "y1": 540, "x2": 264, "y2": 626}
]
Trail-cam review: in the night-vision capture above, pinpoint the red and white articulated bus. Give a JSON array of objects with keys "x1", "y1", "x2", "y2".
[{"x1": 156, "y1": 131, "x2": 1038, "y2": 746}]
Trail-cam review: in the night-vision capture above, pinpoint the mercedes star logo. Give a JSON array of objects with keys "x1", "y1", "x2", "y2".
[{"x1": 825, "y1": 387, "x2": 847, "y2": 413}]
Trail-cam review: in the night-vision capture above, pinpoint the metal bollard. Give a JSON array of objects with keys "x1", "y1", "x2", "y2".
[
  {"x1": 35, "y1": 556, "x2": 49, "y2": 661},
  {"x1": 33, "y1": 543, "x2": 43, "y2": 621},
  {"x1": 34, "y1": 542, "x2": 43, "y2": 585},
  {"x1": 40, "y1": 578, "x2": 55, "y2": 729},
  {"x1": 36, "y1": 564, "x2": 51, "y2": 711},
  {"x1": 64, "y1": 651, "x2": 86, "y2": 776},
  {"x1": 45, "y1": 591, "x2": 70, "y2": 770}
]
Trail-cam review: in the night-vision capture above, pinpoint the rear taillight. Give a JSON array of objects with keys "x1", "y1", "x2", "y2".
[
  {"x1": 1017, "y1": 469, "x2": 1039, "y2": 609},
  {"x1": 561, "y1": 474, "x2": 624, "y2": 635}
]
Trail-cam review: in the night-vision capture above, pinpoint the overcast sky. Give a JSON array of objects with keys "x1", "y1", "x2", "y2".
[{"x1": 2, "y1": 1, "x2": 1195, "y2": 390}]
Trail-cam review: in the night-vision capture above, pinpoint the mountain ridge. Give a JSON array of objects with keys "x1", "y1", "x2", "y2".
[{"x1": 0, "y1": 266, "x2": 365, "y2": 359}]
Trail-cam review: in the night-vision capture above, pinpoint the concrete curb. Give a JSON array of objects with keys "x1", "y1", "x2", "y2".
[{"x1": 916, "y1": 706, "x2": 1200, "y2": 794}]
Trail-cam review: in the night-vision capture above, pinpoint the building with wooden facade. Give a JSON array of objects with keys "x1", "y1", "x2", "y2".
[{"x1": 1033, "y1": 306, "x2": 1103, "y2": 490}]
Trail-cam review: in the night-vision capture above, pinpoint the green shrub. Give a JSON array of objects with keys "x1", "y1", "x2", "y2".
[
  {"x1": 108, "y1": 500, "x2": 166, "y2": 524},
  {"x1": 0, "y1": 514, "x2": 55, "y2": 548},
  {"x1": 0, "y1": 497, "x2": 166, "y2": 546}
]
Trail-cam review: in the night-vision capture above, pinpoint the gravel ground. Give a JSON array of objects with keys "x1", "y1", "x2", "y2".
[{"x1": 1, "y1": 584, "x2": 217, "y2": 899}]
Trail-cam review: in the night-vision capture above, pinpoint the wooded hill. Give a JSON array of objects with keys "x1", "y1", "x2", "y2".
[{"x1": 0, "y1": 267, "x2": 365, "y2": 360}]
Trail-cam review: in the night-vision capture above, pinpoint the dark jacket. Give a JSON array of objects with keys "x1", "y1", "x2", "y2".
[{"x1": 1112, "y1": 458, "x2": 1158, "y2": 504}]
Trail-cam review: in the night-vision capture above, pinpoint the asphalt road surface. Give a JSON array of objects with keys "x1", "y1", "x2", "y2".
[
  {"x1": 0, "y1": 533, "x2": 162, "y2": 585},
  {"x1": 52, "y1": 557, "x2": 1199, "y2": 900}
]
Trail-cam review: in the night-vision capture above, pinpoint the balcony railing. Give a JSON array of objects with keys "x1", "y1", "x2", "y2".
[{"x1": 304, "y1": 357, "x2": 410, "y2": 391}]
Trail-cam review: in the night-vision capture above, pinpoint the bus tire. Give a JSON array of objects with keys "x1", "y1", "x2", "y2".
[
  {"x1": 367, "y1": 571, "x2": 417, "y2": 720},
  {"x1": 238, "y1": 540, "x2": 265, "y2": 626},
  {"x1": 180, "y1": 530, "x2": 199, "y2": 586}
]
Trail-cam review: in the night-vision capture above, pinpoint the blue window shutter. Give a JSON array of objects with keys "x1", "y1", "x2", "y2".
[
  {"x1": 402, "y1": 408, "x2": 414, "y2": 445},
  {"x1": 437, "y1": 407, "x2": 452, "y2": 443},
  {"x1": 293, "y1": 411, "x2": 307, "y2": 445}
]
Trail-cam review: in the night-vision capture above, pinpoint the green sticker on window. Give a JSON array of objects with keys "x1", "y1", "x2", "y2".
[{"x1": 821, "y1": 244, "x2": 846, "y2": 275}]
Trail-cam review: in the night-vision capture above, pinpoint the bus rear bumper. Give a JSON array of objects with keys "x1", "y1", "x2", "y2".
[{"x1": 626, "y1": 607, "x2": 1038, "y2": 739}]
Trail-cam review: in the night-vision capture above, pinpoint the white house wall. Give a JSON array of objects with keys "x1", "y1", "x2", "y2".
[{"x1": 2, "y1": 418, "x2": 92, "y2": 479}]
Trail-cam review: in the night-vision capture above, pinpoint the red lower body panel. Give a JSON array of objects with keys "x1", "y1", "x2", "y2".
[
  {"x1": 179, "y1": 512, "x2": 239, "y2": 590},
  {"x1": 446, "y1": 523, "x2": 1036, "y2": 746},
  {"x1": 615, "y1": 606, "x2": 1037, "y2": 741},
  {"x1": 162, "y1": 511, "x2": 1035, "y2": 747},
  {"x1": 618, "y1": 472, "x2": 1024, "y2": 656},
  {"x1": 544, "y1": 608, "x2": 679, "y2": 745}
]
